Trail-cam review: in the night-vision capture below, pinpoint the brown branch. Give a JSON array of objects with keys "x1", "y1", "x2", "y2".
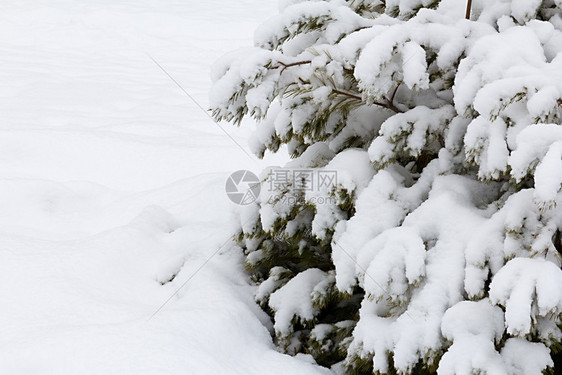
[
  {"x1": 332, "y1": 88, "x2": 363, "y2": 101},
  {"x1": 382, "y1": 98, "x2": 402, "y2": 113},
  {"x1": 465, "y1": 0, "x2": 473, "y2": 20},
  {"x1": 271, "y1": 60, "x2": 312, "y2": 74},
  {"x1": 389, "y1": 83, "x2": 401, "y2": 104}
]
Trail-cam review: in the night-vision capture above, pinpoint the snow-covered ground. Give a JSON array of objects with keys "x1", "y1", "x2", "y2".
[{"x1": 0, "y1": 1, "x2": 327, "y2": 373}]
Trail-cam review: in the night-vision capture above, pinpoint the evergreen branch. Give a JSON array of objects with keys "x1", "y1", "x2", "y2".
[
  {"x1": 274, "y1": 59, "x2": 403, "y2": 112},
  {"x1": 332, "y1": 88, "x2": 403, "y2": 113}
]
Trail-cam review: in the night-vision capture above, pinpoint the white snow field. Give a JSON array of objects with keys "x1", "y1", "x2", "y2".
[{"x1": 0, "y1": 1, "x2": 328, "y2": 374}]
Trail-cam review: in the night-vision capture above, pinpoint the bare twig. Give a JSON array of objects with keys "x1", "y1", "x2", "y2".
[
  {"x1": 331, "y1": 88, "x2": 363, "y2": 101},
  {"x1": 466, "y1": 0, "x2": 473, "y2": 20},
  {"x1": 271, "y1": 60, "x2": 312, "y2": 74},
  {"x1": 389, "y1": 83, "x2": 401, "y2": 104},
  {"x1": 383, "y1": 98, "x2": 402, "y2": 113}
]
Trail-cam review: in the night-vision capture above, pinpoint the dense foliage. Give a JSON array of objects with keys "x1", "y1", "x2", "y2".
[{"x1": 211, "y1": 0, "x2": 562, "y2": 373}]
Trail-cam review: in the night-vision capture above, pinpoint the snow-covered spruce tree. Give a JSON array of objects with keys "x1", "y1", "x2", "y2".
[{"x1": 211, "y1": 0, "x2": 562, "y2": 374}]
